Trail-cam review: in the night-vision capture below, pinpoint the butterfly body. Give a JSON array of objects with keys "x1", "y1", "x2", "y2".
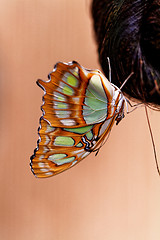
[{"x1": 30, "y1": 61, "x2": 126, "y2": 178}]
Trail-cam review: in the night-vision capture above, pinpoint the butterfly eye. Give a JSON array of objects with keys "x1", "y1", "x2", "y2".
[{"x1": 30, "y1": 61, "x2": 126, "y2": 178}]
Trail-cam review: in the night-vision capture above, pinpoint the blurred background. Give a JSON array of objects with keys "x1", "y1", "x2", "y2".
[{"x1": 0, "y1": 0, "x2": 160, "y2": 239}]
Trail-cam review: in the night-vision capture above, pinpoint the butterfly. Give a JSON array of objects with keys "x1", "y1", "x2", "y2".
[{"x1": 30, "y1": 61, "x2": 127, "y2": 178}]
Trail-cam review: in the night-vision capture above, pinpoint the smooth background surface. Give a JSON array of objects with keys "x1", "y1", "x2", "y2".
[{"x1": 0, "y1": 0, "x2": 160, "y2": 239}]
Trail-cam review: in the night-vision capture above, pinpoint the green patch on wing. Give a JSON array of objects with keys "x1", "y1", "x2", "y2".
[
  {"x1": 64, "y1": 125, "x2": 93, "y2": 134},
  {"x1": 86, "y1": 131, "x2": 93, "y2": 140},
  {"x1": 48, "y1": 153, "x2": 67, "y2": 161},
  {"x1": 62, "y1": 85, "x2": 74, "y2": 96},
  {"x1": 54, "y1": 156, "x2": 75, "y2": 165},
  {"x1": 76, "y1": 142, "x2": 83, "y2": 147},
  {"x1": 48, "y1": 154, "x2": 75, "y2": 165},
  {"x1": 83, "y1": 75, "x2": 108, "y2": 124},
  {"x1": 66, "y1": 74, "x2": 78, "y2": 87},
  {"x1": 54, "y1": 136, "x2": 75, "y2": 146}
]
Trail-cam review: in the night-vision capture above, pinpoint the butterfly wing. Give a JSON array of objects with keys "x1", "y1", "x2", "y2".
[{"x1": 30, "y1": 61, "x2": 125, "y2": 178}]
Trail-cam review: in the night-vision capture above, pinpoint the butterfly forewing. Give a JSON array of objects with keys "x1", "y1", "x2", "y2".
[{"x1": 30, "y1": 61, "x2": 126, "y2": 178}]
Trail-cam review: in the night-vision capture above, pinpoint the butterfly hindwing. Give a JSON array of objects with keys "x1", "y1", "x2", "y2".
[{"x1": 31, "y1": 117, "x2": 117, "y2": 178}]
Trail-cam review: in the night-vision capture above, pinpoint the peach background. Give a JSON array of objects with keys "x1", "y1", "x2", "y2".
[{"x1": 0, "y1": 0, "x2": 160, "y2": 239}]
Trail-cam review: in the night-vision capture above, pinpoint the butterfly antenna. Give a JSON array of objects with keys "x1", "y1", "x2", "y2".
[
  {"x1": 107, "y1": 57, "x2": 112, "y2": 82},
  {"x1": 120, "y1": 72, "x2": 134, "y2": 90},
  {"x1": 145, "y1": 106, "x2": 160, "y2": 177}
]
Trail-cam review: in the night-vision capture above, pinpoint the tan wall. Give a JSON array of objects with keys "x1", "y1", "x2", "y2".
[{"x1": 0, "y1": 0, "x2": 160, "y2": 239}]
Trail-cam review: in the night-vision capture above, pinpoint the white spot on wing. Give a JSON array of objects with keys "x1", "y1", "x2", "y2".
[
  {"x1": 55, "y1": 110, "x2": 71, "y2": 118},
  {"x1": 82, "y1": 152, "x2": 90, "y2": 158},
  {"x1": 39, "y1": 155, "x2": 44, "y2": 160},
  {"x1": 44, "y1": 172, "x2": 53, "y2": 176},
  {"x1": 45, "y1": 135, "x2": 50, "y2": 145},
  {"x1": 99, "y1": 118, "x2": 112, "y2": 136},
  {"x1": 40, "y1": 168, "x2": 49, "y2": 172},
  {"x1": 43, "y1": 146, "x2": 48, "y2": 153},
  {"x1": 72, "y1": 97, "x2": 80, "y2": 103},
  {"x1": 38, "y1": 162, "x2": 45, "y2": 168},
  {"x1": 73, "y1": 149, "x2": 84, "y2": 158},
  {"x1": 90, "y1": 75, "x2": 107, "y2": 99},
  {"x1": 60, "y1": 119, "x2": 76, "y2": 126},
  {"x1": 70, "y1": 67, "x2": 79, "y2": 76},
  {"x1": 71, "y1": 160, "x2": 78, "y2": 167}
]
